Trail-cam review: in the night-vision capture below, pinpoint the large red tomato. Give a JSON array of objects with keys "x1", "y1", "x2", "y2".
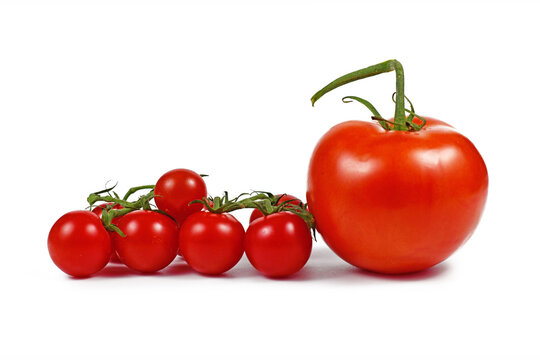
[{"x1": 307, "y1": 117, "x2": 488, "y2": 274}]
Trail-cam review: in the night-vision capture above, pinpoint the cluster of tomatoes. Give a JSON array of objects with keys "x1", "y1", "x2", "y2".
[
  {"x1": 49, "y1": 60, "x2": 490, "y2": 278},
  {"x1": 48, "y1": 168, "x2": 314, "y2": 278}
]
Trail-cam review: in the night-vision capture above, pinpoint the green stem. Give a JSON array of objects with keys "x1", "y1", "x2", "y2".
[
  {"x1": 87, "y1": 188, "x2": 157, "y2": 236},
  {"x1": 87, "y1": 194, "x2": 134, "y2": 209},
  {"x1": 311, "y1": 59, "x2": 408, "y2": 130},
  {"x1": 123, "y1": 185, "x2": 155, "y2": 201},
  {"x1": 192, "y1": 192, "x2": 316, "y2": 230},
  {"x1": 221, "y1": 193, "x2": 271, "y2": 213}
]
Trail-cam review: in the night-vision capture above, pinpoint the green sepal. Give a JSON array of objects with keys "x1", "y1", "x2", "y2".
[
  {"x1": 191, "y1": 191, "x2": 317, "y2": 235},
  {"x1": 151, "y1": 209, "x2": 179, "y2": 225},
  {"x1": 106, "y1": 223, "x2": 126, "y2": 237},
  {"x1": 87, "y1": 183, "x2": 157, "y2": 234}
]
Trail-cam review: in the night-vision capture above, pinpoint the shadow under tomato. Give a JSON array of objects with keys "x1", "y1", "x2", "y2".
[
  {"x1": 355, "y1": 262, "x2": 449, "y2": 281},
  {"x1": 65, "y1": 265, "x2": 138, "y2": 280},
  {"x1": 254, "y1": 246, "x2": 450, "y2": 283},
  {"x1": 68, "y1": 246, "x2": 451, "y2": 282},
  {"x1": 82, "y1": 258, "x2": 195, "y2": 278},
  {"x1": 88, "y1": 264, "x2": 139, "y2": 278},
  {"x1": 159, "y1": 262, "x2": 194, "y2": 276}
]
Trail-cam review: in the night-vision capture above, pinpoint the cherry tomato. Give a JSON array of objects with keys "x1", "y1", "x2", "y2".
[
  {"x1": 111, "y1": 210, "x2": 178, "y2": 273},
  {"x1": 307, "y1": 117, "x2": 488, "y2": 274},
  {"x1": 92, "y1": 203, "x2": 123, "y2": 263},
  {"x1": 179, "y1": 211, "x2": 244, "y2": 275},
  {"x1": 245, "y1": 212, "x2": 312, "y2": 277},
  {"x1": 249, "y1": 194, "x2": 302, "y2": 223},
  {"x1": 176, "y1": 199, "x2": 215, "y2": 258},
  {"x1": 154, "y1": 169, "x2": 207, "y2": 224},
  {"x1": 48, "y1": 211, "x2": 112, "y2": 277}
]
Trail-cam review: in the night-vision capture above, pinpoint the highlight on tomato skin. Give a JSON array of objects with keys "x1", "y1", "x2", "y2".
[{"x1": 48, "y1": 210, "x2": 113, "y2": 278}]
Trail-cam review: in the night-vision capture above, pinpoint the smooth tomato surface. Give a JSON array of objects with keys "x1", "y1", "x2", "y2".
[
  {"x1": 245, "y1": 212, "x2": 312, "y2": 277},
  {"x1": 154, "y1": 168, "x2": 207, "y2": 224},
  {"x1": 249, "y1": 194, "x2": 302, "y2": 223},
  {"x1": 92, "y1": 203, "x2": 123, "y2": 263},
  {"x1": 48, "y1": 210, "x2": 112, "y2": 277},
  {"x1": 179, "y1": 212, "x2": 244, "y2": 275},
  {"x1": 307, "y1": 117, "x2": 488, "y2": 274},
  {"x1": 112, "y1": 210, "x2": 178, "y2": 273}
]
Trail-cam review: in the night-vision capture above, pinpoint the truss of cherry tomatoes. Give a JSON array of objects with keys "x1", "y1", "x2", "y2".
[{"x1": 48, "y1": 168, "x2": 315, "y2": 278}]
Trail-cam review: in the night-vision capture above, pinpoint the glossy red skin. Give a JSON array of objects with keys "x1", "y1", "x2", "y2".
[
  {"x1": 249, "y1": 194, "x2": 302, "y2": 223},
  {"x1": 111, "y1": 210, "x2": 178, "y2": 273},
  {"x1": 177, "y1": 200, "x2": 214, "y2": 258},
  {"x1": 154, "y1": 169, "x2": 207, "y2": 224},
  {"x1": 307, "y1": 117, "x2": 488, "y2": 274},
  {"x1": 48, "y1": 211, "x2": 112, "y2": 277},
  {"x1": 92, "y1": 203, "x2": 123, "y2": 263},
  {"x1": 245, "y1": 212, "x2": 312, "y2": 277},
  {"x1": 179, "y1": 212, "x2": 244, "y2": 275}
]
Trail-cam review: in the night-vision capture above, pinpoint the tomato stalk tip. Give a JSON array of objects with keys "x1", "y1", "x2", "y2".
[{"x1": 311, "y1": 59, "x2": 426, "y2": 131}]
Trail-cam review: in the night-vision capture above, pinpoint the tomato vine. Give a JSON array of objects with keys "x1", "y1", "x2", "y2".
[
  {"x1": 87, "y1": 184, "x2": 159, "y2": 236},
  {"x1": 311, "y1": 59, "x2": 427, "y2": 131},
  {"x1": 192, "y1": 191, "x2": 316, "y2": 231},
  {"x1": 87, "y1": 185, "x2": 316, "y2": 238}
]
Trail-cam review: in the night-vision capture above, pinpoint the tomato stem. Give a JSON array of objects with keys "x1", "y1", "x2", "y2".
[
  {"x1": 192, "y1": 192, "x2": 316, "y2": 230},
  {"x1": 87, "y1": 186, "x2": 158, "y2": 236},
  {"x1": 311, "y1": 59, "x2": 424, "y2": 131},
  {"x1": 122, "y1": 185, "x2": 155, "y2": 201}
]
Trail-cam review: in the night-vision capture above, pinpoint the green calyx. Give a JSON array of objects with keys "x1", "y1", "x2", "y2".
[
  {"x1": 87, "y1": 183, "x2": 163, "y2": 237},
  {"x1": 192, "y1": 191, "x2": 316, "y2": 230},
  {"x1": 311, "y1": 59, "x2": 427, "y2": 131},
  {"x1": 88, "y1": 184, "x2": 317, "y2": 238}
]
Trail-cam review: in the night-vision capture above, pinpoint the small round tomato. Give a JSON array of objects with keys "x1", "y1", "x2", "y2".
[
  {"x1": 48, "y1": 211, "x2": 112, "y2": 277},
  {"x1": 112, "y1": 210, "x2": 178, "y2": 273},
  {"x1": 179, "y1": 212, "x2": 244, "y2": 275},
  {"x1": 154, "y1": 169, "x2": 207, "y2": 224},
  {"x1": 245, "y1": 212, "x2": 312, "y2": 277},
  {"x1": 249, "y1": 194, "x2": 302, "y2": 223},
  {"x1": 92, "y1": 203, "x2": 123, "y2": 263}
]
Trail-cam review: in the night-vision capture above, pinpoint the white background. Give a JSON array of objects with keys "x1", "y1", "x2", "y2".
[{"x1": 1, "y1": 0, "x2": 538, "y2": 359}]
